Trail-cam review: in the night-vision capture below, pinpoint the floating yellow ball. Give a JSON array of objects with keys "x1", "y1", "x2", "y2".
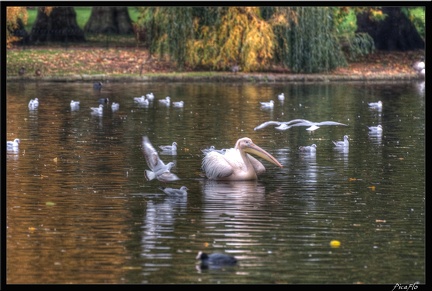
[{"x1": 330, "y1": 240, "x2": 341, "y2": 248}]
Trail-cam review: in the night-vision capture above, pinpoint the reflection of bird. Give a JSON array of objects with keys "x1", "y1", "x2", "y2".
[
  {"x1": 111, "y1": 102, "x2": 119, "y2": 112},
  {"x1": 19, "y1": 67, "x2": 25, "y2": 76},
  {"x1": 7, "y1": 138, "x2": 21, "y2": 148},
  {"x1": 159, "y1": 186, "x2": 188, "y2": 195},
  {"x1": 196, "y1": 251, "x2": 237, "y2": 268},
  {"x1": 260, "y1": 100, "x2": 274, "y2": 109},
  {"x1": 368, "y1": 101, "x2": 382, "y2": 109},
  {"x1": 202, "y1": 137, "x2": 283, "y2": 180},
  {"x1": 299, "y1": 144, "x2": 317, "y2": 153},
  {"x1": 255, "y1": 119, "x2": 347, "y2": 131},
  {"x1": 368, "y1": 124, "x2": 383, "y2": 133},
  {"x1": 159, "y1": 142, "x2": 177, "y2": 152},
  {"x1": 142, "y1": 136, "x2": 180, "y2": 182},
  {"x1": 90, "y1": 104, "x2": 103, "y2": 115},
  {"x1": 332, "y1": 135, "x2": 349, "y2": 147},
  {"x1": 93, "y1": 82, "x2": 103, "y2": 90}
]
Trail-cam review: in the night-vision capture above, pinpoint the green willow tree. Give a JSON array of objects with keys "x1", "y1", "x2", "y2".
[
  {"x1": 287, "y1": 7, "x2": 347, "y2": 73},
  {"x1": 136, "y1": 6, "x2": 346, "y2": 73}
]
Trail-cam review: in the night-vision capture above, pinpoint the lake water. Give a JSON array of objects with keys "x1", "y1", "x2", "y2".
[{"x1": 5, "y1": 80, "x2": 425, "y2": 284}]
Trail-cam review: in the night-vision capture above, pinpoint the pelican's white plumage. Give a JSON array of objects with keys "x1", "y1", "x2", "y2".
[
  {"x1": 159, "y1": 186, "x2": 189, "y2": 195},
  {"x1": 254, "y1": 119, "x2": 348, "y2": 131},
  {"x1": 332, "y1": 135, "x2": 349, "y2": 147},
  {"x1": 202, "y1": 137, "x2": 283, "y2": 180},
  {"x1": 201, "y1": 146, "x2": 226, "y2": 155},
  {"x1": 142, "y1": 136, "x2": 179, "y2": 182}
]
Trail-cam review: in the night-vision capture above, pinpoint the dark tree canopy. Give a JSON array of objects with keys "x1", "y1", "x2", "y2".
[
  {"x1": 84, "y1": 7, "x2": 134, "y2": 34},
  {"x1": 356, "y1": 7, "x2": 424, "y2": 51},
  {"x1": 27, "y1": 7, "x2": 85, "y2": 43}
]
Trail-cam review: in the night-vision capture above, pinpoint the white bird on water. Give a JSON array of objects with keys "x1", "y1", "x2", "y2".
[
  {"x1": 368, "y1": 100, "x2": 383, "y2": 109},
  {"x1": 134, "y1": 95, "x2": 149, "y2": 106},
  {"x1": 368, "y1": 124, "x2": 383, "y2": 133},
  {"x1": 298, "y1": 144, "x2": 317, "y2": 153},
  {"x1": 254, "y1": 119, "x2": 348, "y2": 132},
  {"x1": 159, "y1": 142, "x2": 177, "y2": 152},
  {"x1": 260, "y1": 100, "x2": 274, "y2": 109},
  {"x1": 70, "y1": 100, "x2": 80, "y2": 110},
  {"x1": 159, "y1": 186, "x2": 189, "y2": 195},
  {"x1": 332, "y1": 135, "x2": 349, "y2": 147},
  {"x1": 111, "y1": 102, "x2": 120, "y2": 112},
  {"x1": 28, "y1": 98, "x2": 39, "y2": 110},
  {"x1": 159, "y1": 96, "x2": 171, "y2": 106},
  {"x1": 7, "y1": 138, "x2": 20, "y2": 148},
  {"x1": 202, "y1": 137, "x2": 283, "y2": 180},
  {"x1": 278, "y1": 93, "x2": 285, "y2": 101},
  {"x1": 142, "y1": 136, "x2": 179, "y2": 182},
  {"x1": 146, "y1": 92, "x2": 155, "y2": 101},
  {"x1": 90, "y1": 104, "x2": 104, "y2": 115},
  {"x1": 173, "y1": 101, "x2": 184, "y2": 108}
]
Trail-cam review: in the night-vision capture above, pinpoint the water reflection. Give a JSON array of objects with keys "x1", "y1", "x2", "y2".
[{"x1": 6, "y1": 81, "x2": 425, "y2": 284}]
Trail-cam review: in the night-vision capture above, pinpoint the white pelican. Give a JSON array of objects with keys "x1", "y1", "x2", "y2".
[
  {"x1": 159, "y1": 186, "x2": 188, "y2": 195},
  {"x1": 7, "y1": 138, "x2": 20, "y2": 148},
  {"x1": 142, "y1": 136, "x2": 179, "y2": 182},
  {"x1": 298, "y1": 144, "x2": 317, "y2": 153},
  {"x1": 111, "y1": 102, "x2": 120, "y2": 112},
  {"x1": 260, "y1": 100, "x2": 274, "y2": 109},
  {"x1": 90, "y1": 104, "x2": 103, "y2": 115},
  {"x1": 254, "y1": 119, "x2": 347, "y2": 132},
  {"x1": 159, "y1": 141, "x2": 177, "y2": 152},
  {"x1": 333, "y1": 135, "x2": 349, "y2": 147},
  {"x1": 202, "y1": 137, "x2": 283, "y2": 180},
  {"x1": 368, "y1": 100, "x2": 382, "y2": 109},
  {"x1": 368, "y1": 124, "x2": 383, "y2": 133}
]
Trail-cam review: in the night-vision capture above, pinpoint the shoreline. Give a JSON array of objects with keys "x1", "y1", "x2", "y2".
[{"x1": 6, "y1": 72, "x2": 424, "y2": 83}]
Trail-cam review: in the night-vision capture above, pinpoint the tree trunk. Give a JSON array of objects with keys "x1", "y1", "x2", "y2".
[
  {"x1": 27, "y1": 7, "x2": 85, "y2": 43},
  {"x1": 356, "y1": 7, "x2": 424, "y2": 51},
  {"x1": 84, "y1": 7, "x2": 134, "y2": 34}
]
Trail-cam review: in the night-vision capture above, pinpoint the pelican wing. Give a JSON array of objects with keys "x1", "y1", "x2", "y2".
[{"x1": 202, "y1": 151, "x2": 234, "y2": 179}]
